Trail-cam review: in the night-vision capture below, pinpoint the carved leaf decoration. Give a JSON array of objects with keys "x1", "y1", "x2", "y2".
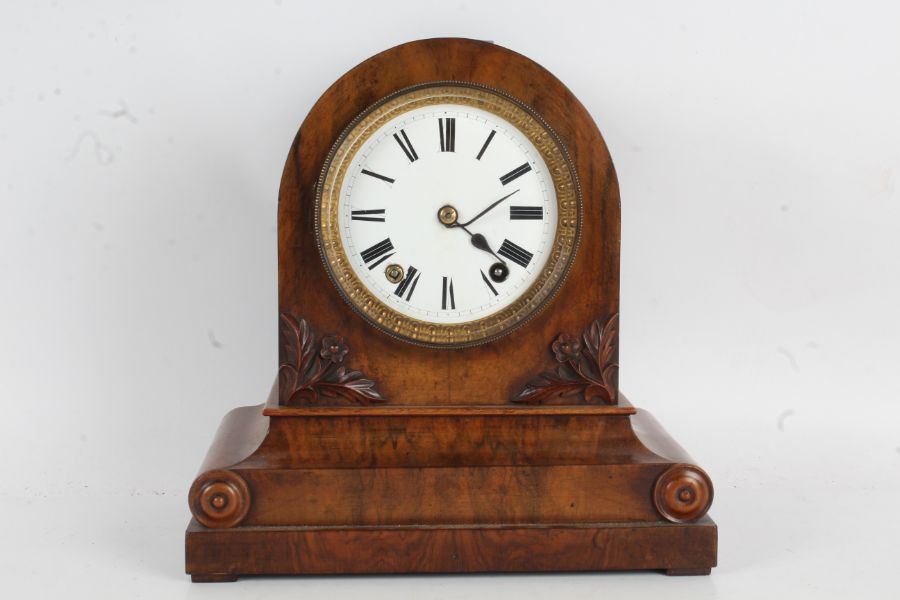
[
  {"x1": 583, "y1": 319, "x2": 602, "y2": 363},
  {"x1": 297, "y1": 318, "x2": 316, "y2": 381},
  {"x1": 278, "y1": 312, "x2": 386, "y2": 406},
  {"x1": 320, "y1": 376, "x2": 384, "y2": 404},
  {"x1": 512, "y1": 313, "x2": 619, "y2": 405},
  {"x1": 557, "y1": 362, "x2": 579, "y2": 380},
  {"x1": 277, "y1": 314, "x2": 301, "y2": 401}
]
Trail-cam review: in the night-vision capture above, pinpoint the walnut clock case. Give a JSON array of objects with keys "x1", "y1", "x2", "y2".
[{"x1": 185, "y1": 38, "x2": 717, "y2": 581}]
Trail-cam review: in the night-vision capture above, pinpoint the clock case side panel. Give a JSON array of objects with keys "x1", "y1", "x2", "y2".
[{"x1": 277, "y1": 38, "x2": 620, "y2": 406}]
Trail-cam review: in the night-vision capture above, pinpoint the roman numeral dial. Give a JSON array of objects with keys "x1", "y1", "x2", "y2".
[{"x1": 326, "y1": 93, "x2": 574, "y2": 339}]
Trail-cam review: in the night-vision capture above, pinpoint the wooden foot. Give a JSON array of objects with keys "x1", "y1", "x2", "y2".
[
  {"x1": 665, "y1": 567, "x2": 712, "y2": 576},
  {"x1": 191, "y1": 573, "x2": 238, "y2": 583}
]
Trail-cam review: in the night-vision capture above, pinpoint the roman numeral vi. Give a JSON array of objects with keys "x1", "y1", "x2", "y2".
[{"x1": 442, "y1": 276, "x2": 456, "y2": 309}]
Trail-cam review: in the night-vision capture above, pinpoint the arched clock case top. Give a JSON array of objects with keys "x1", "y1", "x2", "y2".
[
  {"x1": 276, "y1": 38, "x2": 620, "y2": 407},
  {"x1": 187, "y1": 38, "x2": 716, "y2": 582}
]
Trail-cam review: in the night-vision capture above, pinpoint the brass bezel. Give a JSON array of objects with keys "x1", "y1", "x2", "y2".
[{"x1": 315, "y1": 82, "x2": 581, "y2": 348}]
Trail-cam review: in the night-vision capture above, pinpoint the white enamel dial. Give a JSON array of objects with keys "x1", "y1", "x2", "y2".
[{"x1": 337, "y1": 103, "x2": 558, "y2": 324}]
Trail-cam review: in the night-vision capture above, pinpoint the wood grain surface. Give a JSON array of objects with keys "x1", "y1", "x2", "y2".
[
  {"x1": 277, "y1": 37, "x2": 620, "y2": 405},
  {"x1": 187, "y1": 517, "x2": 717, "y2": 580}
]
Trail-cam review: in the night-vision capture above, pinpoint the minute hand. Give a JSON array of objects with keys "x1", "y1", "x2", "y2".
[{"x1": 457, "y1": 189, "x2": 520, "y2": 227}]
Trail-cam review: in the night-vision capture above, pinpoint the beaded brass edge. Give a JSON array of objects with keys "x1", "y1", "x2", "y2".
[{"x1": 315, "y1": 82, "x2": 581, "y2": 348}]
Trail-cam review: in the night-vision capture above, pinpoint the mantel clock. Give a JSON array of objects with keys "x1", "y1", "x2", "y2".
[{"x1": 185, "y1": 38, "x2": 717, "y2": 581}]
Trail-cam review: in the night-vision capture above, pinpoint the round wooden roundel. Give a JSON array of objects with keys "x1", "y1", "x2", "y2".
[{"x1": 277, "y1": 38, "x2": 620, "y2": 406}]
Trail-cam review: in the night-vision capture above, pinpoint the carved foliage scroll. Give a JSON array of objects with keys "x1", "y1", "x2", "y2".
[
  {"x1": 512, "y1": 313, "x2": 619, "y2": 405},
  {"x1": 278, "y1": 313, "x2": 386, "y2": 406}
]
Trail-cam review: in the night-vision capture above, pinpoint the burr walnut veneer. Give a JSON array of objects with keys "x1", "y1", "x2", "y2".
[{"x1": 185, "y1": 38, "x2": 717, "y2": 581}]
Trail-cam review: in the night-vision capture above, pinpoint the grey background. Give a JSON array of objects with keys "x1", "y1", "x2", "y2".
[{"x1": 1, "y1": 1, "x2": 898, "y2": 597}]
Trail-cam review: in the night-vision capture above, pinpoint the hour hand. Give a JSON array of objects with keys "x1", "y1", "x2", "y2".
[
  {"x1": 470, "y1": 231, "x2": 493, "y2": 256},
  {"x1": 458, "y1": 224, "x2": 503, "y2": 262},
  {"x1": 437, "y1": 206, "x2": 509, "y2": 282},
  {"x1": 462, "y1": 227, "x2": 510, "y2": 283}
]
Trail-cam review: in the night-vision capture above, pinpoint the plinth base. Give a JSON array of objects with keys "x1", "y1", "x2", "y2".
[
  {"x1": 186, "y1": 517, "x2": 716, "y2": 581},
  {"x1": 185, "y1": 392, "x2": 717, "y2": 581}
]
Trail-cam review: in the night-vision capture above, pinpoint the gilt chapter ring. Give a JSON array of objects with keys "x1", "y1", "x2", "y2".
[
  {"x1": 315, "y1": 81, "x2": 582, "y2": 348},
  {"x1": 189, "y1": 470, "x2": 251, "y2": 529},
  {"x1": 653, "y1": 464, "x2": 713, "y2": 523}
]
